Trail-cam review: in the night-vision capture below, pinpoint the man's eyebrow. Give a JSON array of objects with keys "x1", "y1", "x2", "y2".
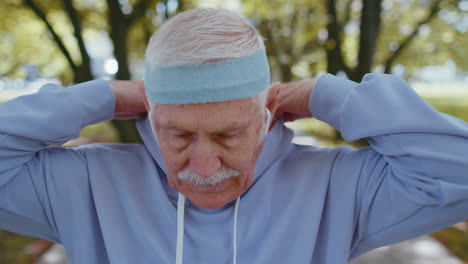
[
  {"x1": 159, "y1": 123, "x2": 189, "y2": 132},
  {"x1": 215, "y1": 124, "x2": 249, "y2": 134},
  {"x1": 159, "y1": 122, "x2": 249, "y2": 134}
]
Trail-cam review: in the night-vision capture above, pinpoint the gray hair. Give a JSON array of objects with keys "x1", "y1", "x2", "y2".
[
  {"x1": 145, "y1": 7, "x2": 269, "y2": 110},
  {"x1": 145, "y1": 8, "x2": 265, "y2": 66}
]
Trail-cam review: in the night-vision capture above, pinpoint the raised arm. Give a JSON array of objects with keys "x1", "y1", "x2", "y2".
[
  {"x1": 308, "y1": 74, "x2": 468, "y2": 258},
  {"x1": 0, "y1": 80, "x2": 116, "y2": 241}
]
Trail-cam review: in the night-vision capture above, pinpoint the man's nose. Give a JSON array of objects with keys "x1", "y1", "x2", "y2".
[{"x1": 188, "y1": 140, "x2": 221, "y2": 179}]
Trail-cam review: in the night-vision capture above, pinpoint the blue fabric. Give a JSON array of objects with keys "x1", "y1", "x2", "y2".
[
  {"x1": 0, "y1": 74, "x2": 468, "y2": 263},
  {"x1": 144, "y1": 49, "x2": 270, "y2": 104}
]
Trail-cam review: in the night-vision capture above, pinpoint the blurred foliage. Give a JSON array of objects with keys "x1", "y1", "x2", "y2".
[
  {"x1": 0, "y1": 231, "x2": 52, "y2": 264},
  {"x1": 0, "y1": 0, "x2": 197, "y2": 143},
  {"x1": 0, "y1": 0, "x2": 197, "y2": 82},
  {"x1": 0, "y1": 0, "x2": 466, "y2": 82},
  {"x1": 426, "y1": 98, "x2": 468, "y2": 122},
  {"x1": 0, "y1": 231, "x2": 32, "y2": 263},
  {"x1": 376, "y1": 0, "x2": 468, "y2": 73},
  {"x1": 0, "y1": 0, "x2": 70, "y2": 79},
  {"x1": 243, "y1": 0, "x2": 468, "y2": 81},
  {"x1": 432, "y1": 223, "x2": 468, "y2": 261},
  {"x1": 63, "y1": 121, "x2": 120, "y2": 146}
]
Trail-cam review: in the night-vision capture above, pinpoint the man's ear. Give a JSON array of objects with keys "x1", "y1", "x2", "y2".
[{"x1": 266, "y1": 83, "x2": 280, "y2": 130}]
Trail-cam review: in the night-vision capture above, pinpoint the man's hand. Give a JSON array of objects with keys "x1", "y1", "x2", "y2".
[
  {"x1": 273, "y1": 78, "x2": 317, "y2": 122},
  {"x1": 108, "y1": 80, "x2": 149, "y2": 120}
]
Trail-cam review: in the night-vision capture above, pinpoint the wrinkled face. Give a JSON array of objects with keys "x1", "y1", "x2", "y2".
[{"x1": 150, "y1": 98, "x2": 267, "y2": 209}]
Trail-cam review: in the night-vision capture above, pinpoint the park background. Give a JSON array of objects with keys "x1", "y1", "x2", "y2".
[{"x1": 0, "y1": 0, "x2": 467, "y2": 263}]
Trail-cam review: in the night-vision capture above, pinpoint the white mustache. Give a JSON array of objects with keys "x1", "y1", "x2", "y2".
[{"x1": 177, "y1": 167, "x2": 240, "y2": 185}]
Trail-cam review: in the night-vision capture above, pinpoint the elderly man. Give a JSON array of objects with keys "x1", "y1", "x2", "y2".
[{"x1": 1, "y1": 7, "x2": 467, "y2": 264}]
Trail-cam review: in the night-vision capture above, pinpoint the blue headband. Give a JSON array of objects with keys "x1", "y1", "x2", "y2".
[{"x1": 144, "y1": 49, "x2": 270, "y2": 104}]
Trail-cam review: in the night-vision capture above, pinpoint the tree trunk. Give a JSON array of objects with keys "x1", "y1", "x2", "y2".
[
  {"x1": 63, "y1": 0, "x2": 93, "y2": 83},
  {"x1": 279, "y1": 64, "x2": 293, "y2": 82},
  {"x1": 352, "y1": 0, "x2": 383, "y2": 81},
  {"x1": 23, "y1": 0, "x2": 77, "y2": 74},
  {"x1": 106, "y1": 0, "x2": 142, "y2": 143},
  {"x1": 325, "y1": 0, "x2": 349, "y2": 76},
  {"x1": 73, "y1": 67, "x2": 94, "y2": 83},
  {"x1": 106, "y1": 0, "x2": 131, "y2": 80}
]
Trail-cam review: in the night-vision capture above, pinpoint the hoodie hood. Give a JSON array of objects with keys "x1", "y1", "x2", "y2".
[
  {"x1": 137, "y1": 116, "x2": 295, "y2": 264},
  {"x1": 136, "y1": 116, "x2": 294, "y2": 206}
]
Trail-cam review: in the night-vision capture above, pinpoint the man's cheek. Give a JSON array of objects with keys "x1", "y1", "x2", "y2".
[{"x1": 158, "y1": 141, "x2": 188, "y2": 165}]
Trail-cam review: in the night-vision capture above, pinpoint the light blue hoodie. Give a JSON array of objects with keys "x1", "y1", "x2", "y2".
[{"x1": 0, "y1": 73, "x2": 467, "y2": 264}]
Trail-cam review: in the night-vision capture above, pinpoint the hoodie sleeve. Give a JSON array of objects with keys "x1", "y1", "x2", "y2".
[
  {"x1": 309, "y1": 73, "x2": 468, "y2": 259},
  {"x1": 0, "y1": 80, "x2": 115, "y2": 242}
]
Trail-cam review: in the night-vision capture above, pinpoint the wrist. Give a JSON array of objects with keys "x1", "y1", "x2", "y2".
[{"x1": 108, "y1": 80, "x2": 147, "y2": 119}]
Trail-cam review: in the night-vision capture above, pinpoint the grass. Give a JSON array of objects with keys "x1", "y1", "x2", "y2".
[
  {"x1": 0, "y1": 231, "x2": 53, "y2": 264},
  {"x1": 432, "y1": 223, "x2": 468, "y2": 261}
]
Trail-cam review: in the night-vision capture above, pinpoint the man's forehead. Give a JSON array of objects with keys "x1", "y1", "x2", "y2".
[
  {"x1": 160, "y1": 119, "x2": 250, "y2": 133},
  {"x1": 153, "y1": 99, "x2": 259, "y2": 131},
  {"x1": 154, "y1": 96, "x2": 257, "y2": 113}
]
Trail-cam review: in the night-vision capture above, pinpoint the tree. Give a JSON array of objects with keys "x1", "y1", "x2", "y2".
[
  {"x1": 245, "y1": 0, "x2": 464, "y2": 142},
  {"x1": 1, "y1": 0, "x2": 465, "y2": 139},
  {"x1": 244, "y1": 0, "x2": 465, "y2": 82},
  {"x1": 18, "y1": 0, "x2": 144, "y2": 142},
  {"x1": 0, "y1": 1, "x2": 68, "y2": 79},
  {"x1": 5, "y1": 0, "x2": 194, "y2": 143}
]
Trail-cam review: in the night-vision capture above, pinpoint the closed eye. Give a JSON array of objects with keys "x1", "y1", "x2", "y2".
[
  {"x1": 168, "y1": 133, "x2": 192, "y2": 149},
  {"x1": 172, "y1": 134, "x2": 191, "y2": 139},
  {"x1": 220, "y1": 131, "x2": 241, "y2": 138},
  {"x1": 216, "y1": 132, "x2": 244, "y2": 146}
]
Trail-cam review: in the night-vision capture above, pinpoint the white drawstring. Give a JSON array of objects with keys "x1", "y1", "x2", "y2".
[
  {"x1": 175, "y1": 193, "x2": 240, "y2": 264},
  {"x1": 233, "y1": 197, "x2": 240, "y2": 264},
  {"x1": 176, "y1": 193, "x2": 185, "y2": 264}
]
